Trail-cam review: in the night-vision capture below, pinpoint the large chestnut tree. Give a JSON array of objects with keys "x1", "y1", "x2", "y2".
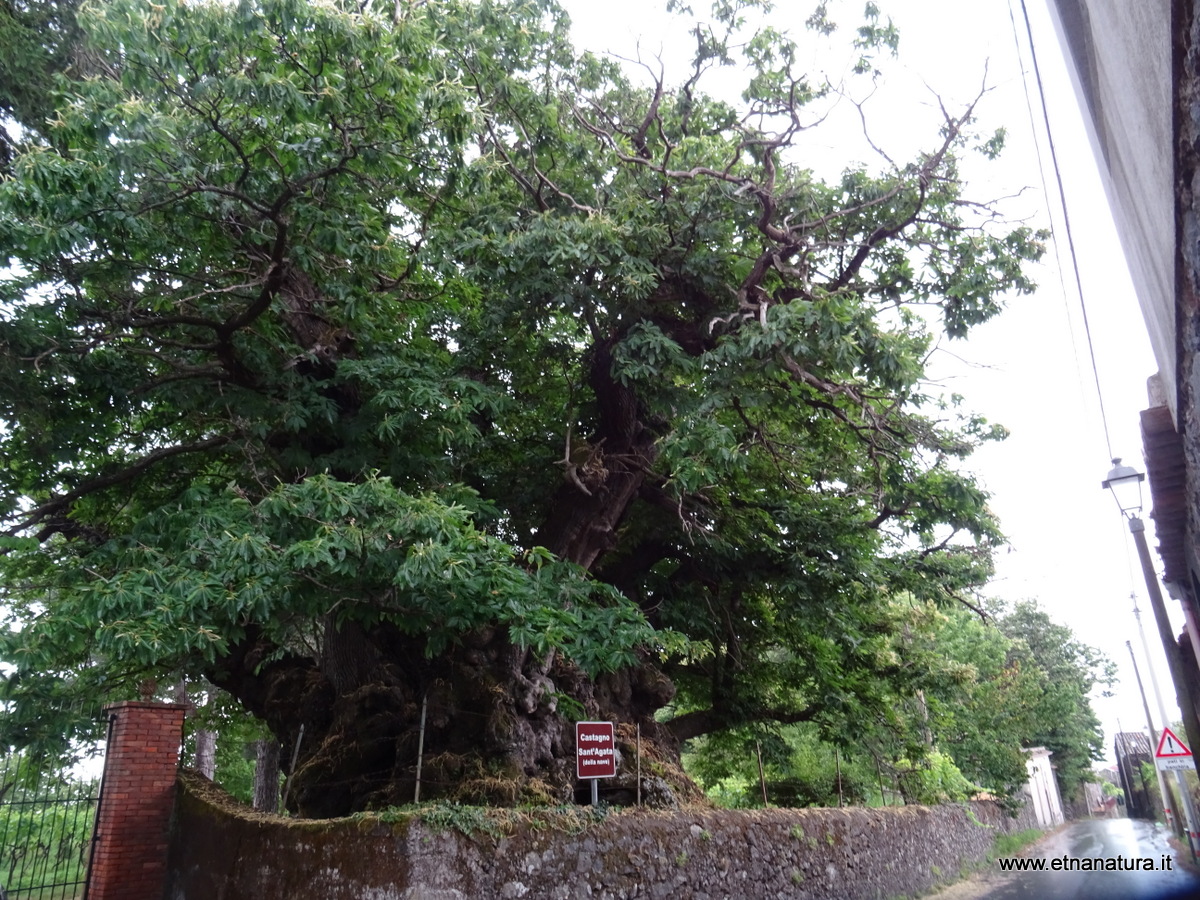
[{"x1": 0, "y1": 0, "x2": 1042, "y2": 815}]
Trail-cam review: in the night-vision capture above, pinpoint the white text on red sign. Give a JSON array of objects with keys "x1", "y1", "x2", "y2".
[{"x1": 576, "y1": 721, "x2": 616, "y2": 779}]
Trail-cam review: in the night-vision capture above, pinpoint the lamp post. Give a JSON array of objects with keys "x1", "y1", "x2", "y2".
[{"x1": 1103, "y1": 459, "x2": 1200, "y2": 853}]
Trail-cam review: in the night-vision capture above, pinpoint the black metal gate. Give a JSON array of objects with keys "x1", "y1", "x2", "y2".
[{"x1": 0, "y1": 752, "x2": 101, "y2": 900}]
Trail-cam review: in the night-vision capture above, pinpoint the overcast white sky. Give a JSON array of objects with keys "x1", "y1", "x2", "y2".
[{"x1": 562, "y1": 0, "x2": 1172, "y2": 766}]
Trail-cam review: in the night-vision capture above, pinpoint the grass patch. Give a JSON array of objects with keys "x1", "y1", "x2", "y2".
[
  {"x1": 351, "y1": 800, "x2": 610, "y2": 842},
  {"x1": 991, "y1": 828, "x2": 1044, "y2": 859},
  {"x1": 925, "y1": 826, "x2": 1045, "y2": 894}
]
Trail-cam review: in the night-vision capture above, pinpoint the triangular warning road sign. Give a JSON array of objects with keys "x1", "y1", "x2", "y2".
[{"x1": 1156, "y1": 726, "x2": 1193, "y2": 758}]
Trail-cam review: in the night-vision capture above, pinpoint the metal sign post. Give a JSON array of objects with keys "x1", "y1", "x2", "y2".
[{"x1": 1155, "y1": 726, "x2": 1199, "y2": 863}]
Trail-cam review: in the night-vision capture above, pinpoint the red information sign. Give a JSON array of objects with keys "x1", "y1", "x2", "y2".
[{"x1": 576, "y1": 721, "x2": 616, "y2": 779}]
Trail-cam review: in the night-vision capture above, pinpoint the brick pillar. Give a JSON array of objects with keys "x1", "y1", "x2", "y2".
[{"x1": 88, "y1": 701, "x2": 188, "y2": 900}]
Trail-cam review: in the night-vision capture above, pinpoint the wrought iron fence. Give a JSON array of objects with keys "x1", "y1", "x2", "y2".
[{"x1": 0, "y1": 753, "x2": 101, "y2": 900}]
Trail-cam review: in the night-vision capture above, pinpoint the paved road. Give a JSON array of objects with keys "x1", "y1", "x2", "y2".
[{"x1": 935, "y1": 818, "x2": 1200, "y2": 900}]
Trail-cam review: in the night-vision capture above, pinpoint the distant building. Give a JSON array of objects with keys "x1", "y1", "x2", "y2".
[
  {"x1": 1095, "y1": 765, "x2": 1121, "y2": 786},
  {"x1": 1114, "y1": 732, "x2": 1155, "y2": 820},
  {"x1": 1080, "y1": 781, "x2": 1110, "y2": 817},
  {"x1": 1024, "y1": 747, "x2": 1066, "y2": 827},
  {"x1": 1092, "y1": 766, "x2": 1123, "y2": 816}
]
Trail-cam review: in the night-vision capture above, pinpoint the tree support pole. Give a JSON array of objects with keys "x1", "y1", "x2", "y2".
[
  {"x1": 636, "y1": 724, "x2": 641, "y2": 807},
  {"x1": 280, "y1": 724, "x2": 304, "y2": 814},
  {"x1": 836, "y1": 747, "x2": 843, "y2": 808},
  {"x1": 414, "y1": 693, "x2": 427, "y2": 804},
  {"x1": 756, "y1": 740, "x2": 768, "y2": 807}
]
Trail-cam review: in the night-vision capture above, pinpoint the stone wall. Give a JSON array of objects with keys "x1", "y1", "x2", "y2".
[{"x1": 165, "y1": 772, "x2": 1040, "y2": 900}]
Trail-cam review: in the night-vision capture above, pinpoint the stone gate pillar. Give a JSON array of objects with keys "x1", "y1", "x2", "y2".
[{"x1": 87, "y1": 700, "x2": 188, "y2": 900}]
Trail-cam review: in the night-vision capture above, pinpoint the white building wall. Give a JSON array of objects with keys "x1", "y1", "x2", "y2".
[
  {"x1": 1046, "y1": 0, "x2": 1177, "y2": 421},
  {"x1": 1026, "y1": 746, "x2": 1066, "y2": 827}
]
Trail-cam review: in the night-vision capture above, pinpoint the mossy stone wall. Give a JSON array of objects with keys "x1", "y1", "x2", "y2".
[{"x1": 164, "y1": 772, "x2": 1039, "y2": 899}]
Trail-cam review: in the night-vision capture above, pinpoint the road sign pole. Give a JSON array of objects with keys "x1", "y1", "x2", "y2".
[
  {"x1": 1129, "y1": 518, "x2": 1200, "y2": 780},
  {"x1": 1128, "y1": 640, "x2": 1177, "y2": 833},
  {"x1": 591, "y1": 778, "x2": 598, "y2": 808},
  {"x1": 1155, "y1": 726, "x2": 1200, "y2": 864},
  {"x1": 1173, "y1": 768, "x2": 1198, "y2": 864},
  {"x1": 1130, "y1": 566, "x2": 1200, "y2": 862}
]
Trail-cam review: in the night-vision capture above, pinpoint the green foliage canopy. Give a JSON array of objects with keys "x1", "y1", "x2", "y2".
[
  {"x1": 0, "y1": 0, "x2": 1046, "y2": 804},
  {"x1": 684, "y1": 598, "x2": 1113, "y2": 807}
]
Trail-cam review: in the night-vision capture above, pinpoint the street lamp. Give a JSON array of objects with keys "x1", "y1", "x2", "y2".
[
  {"x1": 1102, "y1": 458, "x2": 1199, "y2": 854},
  {"x1": 1101, "y1": 458, "x2": 1144, "y2": 518}
]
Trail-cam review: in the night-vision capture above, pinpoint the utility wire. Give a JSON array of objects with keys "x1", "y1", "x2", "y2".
[
  {"x1": 1005, "y1": 0, "x2": 1092, "y2": 434},
  {"x1": 1009, "y1": 0, "x2": 1144, "y2": 611},
  {"x1": 1010, "y1": 0, "x2": 1116, "y2": 462}
]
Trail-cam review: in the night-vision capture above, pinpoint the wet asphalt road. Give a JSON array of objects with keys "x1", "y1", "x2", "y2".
[{"x1": 937, "y1": 818, "x2": 1200, "y2": 900}]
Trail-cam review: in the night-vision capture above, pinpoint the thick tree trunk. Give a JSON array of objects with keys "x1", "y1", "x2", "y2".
[
  {"x1": 208, "y1": 623, "x2": 692, "y2": 817},
  {"x1": 173, "y1": 679, "x2": 217, "y2": 777},
  {"x1": 253, "y1": 738, "x2": 281, "y2": 813},
  {"x1": 194, "y1": 729, "x2": 217, "y2": 779},
  {"x1": 534, "y1": 339, "x2": 659, "y2": 569},
  {"x1": 202, "y1": 328, "x2": 706, "y2": 817}
]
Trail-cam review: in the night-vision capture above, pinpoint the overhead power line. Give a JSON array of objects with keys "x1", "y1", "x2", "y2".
[{"x1": 1009, "y1": 0, "x2": 1116, "y2": 462}]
